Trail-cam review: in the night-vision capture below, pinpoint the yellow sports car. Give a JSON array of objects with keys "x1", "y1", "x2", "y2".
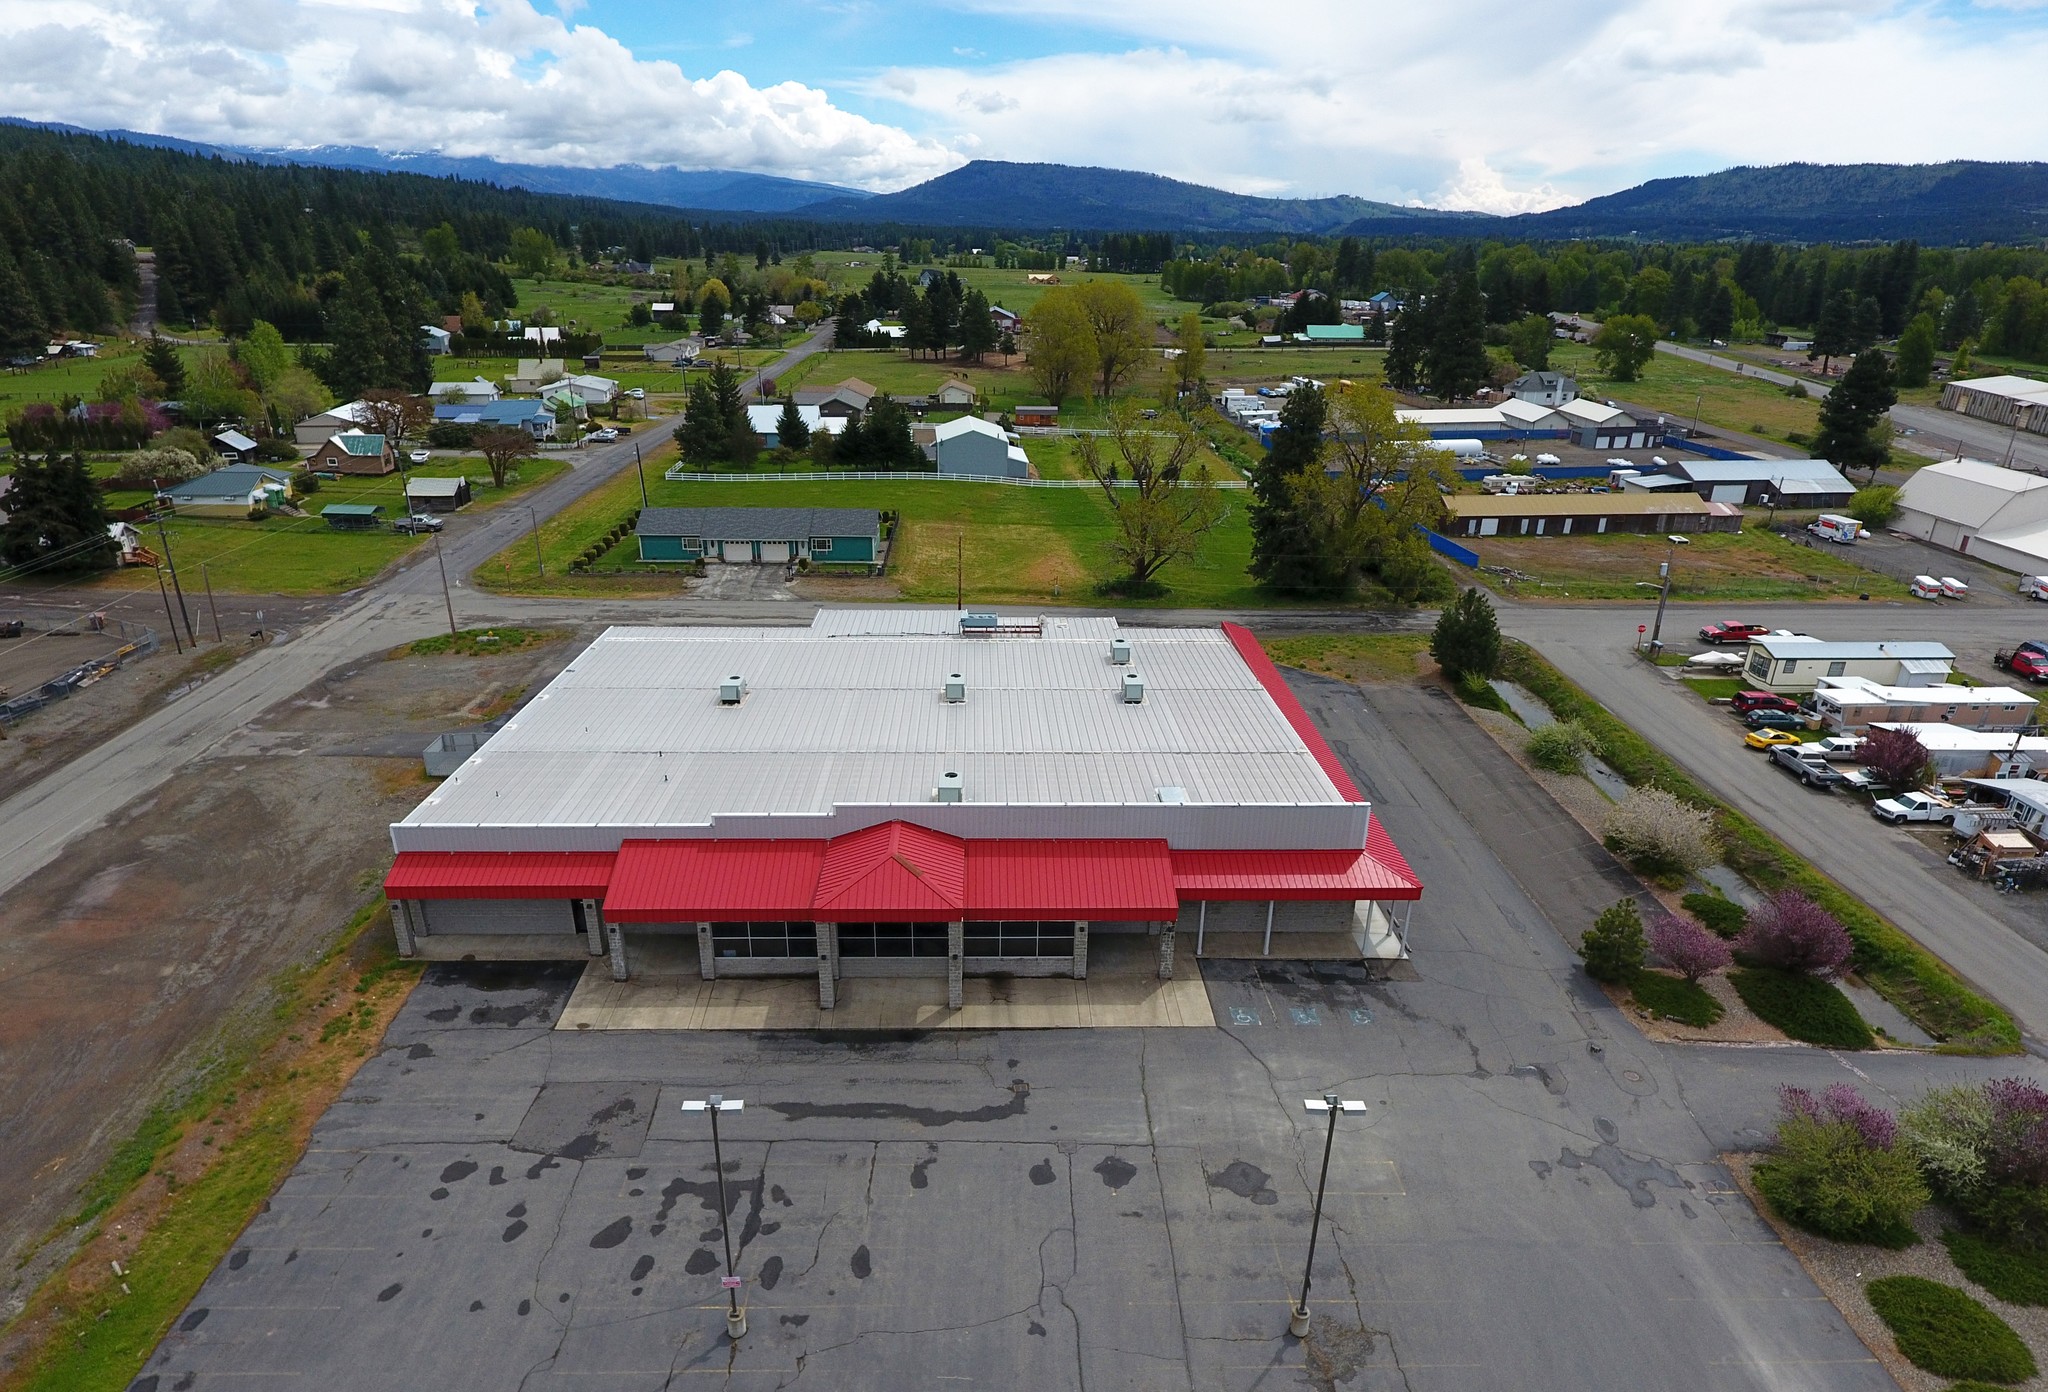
[{"x1": 1744, "y1": 728, "x2": 1803, "y2": 750}]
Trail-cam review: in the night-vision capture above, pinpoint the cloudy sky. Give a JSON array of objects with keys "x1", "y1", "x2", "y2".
[{"x1": 3, "y1": 0, "x2": 2045, "y2": 211}]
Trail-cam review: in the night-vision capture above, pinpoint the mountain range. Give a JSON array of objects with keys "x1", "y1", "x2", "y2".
[{"x1": 14, "y1": 119, "x2": 2048, "y2": 241}]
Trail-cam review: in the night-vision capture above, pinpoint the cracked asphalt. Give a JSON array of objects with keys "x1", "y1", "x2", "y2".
[{"x1": 132, "y1": 673, "x2": 2044, "y2": 1392}]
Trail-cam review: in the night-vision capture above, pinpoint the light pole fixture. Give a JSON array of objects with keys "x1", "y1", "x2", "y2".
[
  {"x1": 1761, "y1": 491, "x2": 1776, "y2": 529},
  {"x1": 1290, "y1": 1093, "x2": 1367, "y2": 1339},
  {"x1": 1690, "y1": 388, "x2": 1704, "y2": 438},
  {"x1": 1646, "y1": 534, "x2": 1689, "y2": 653},
  {"x1": 681, "y1": 1095, "x2": 748, "y2": 1339}
]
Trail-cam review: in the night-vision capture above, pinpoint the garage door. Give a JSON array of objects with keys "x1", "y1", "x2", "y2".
[
  {"x1": 759, "y1": 542, "x2": 792, "y2": 563},
  {"x1": 1709, "y1": 485, "x2": 1747, "y2": 503},
  {"x1": 420, "y1": 899, "x2": 577, "y2": 935},
  {"x1": 721, "y1": 540, "x2": 755, "y2": 563}
]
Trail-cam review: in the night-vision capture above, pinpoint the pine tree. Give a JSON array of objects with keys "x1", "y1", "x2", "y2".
[
  {"x1": 775, "y1": 397, "x2": 809, "y2": 451},
  {"x1": 1894, "y1": 313, "x2": 1937, "y2": 389},
  {"x1": 1809, "y1": 291, "x2": 1856, "y2": 373},
  {"x1": 1422, "y1": 257, "x2": 1489, "y2": 402},
  {"x1": 958, "y1": 289, "x2": 997, "y2": 362},
  {"x1": 1384, "y1": 301, "x2": 1430, "y2": 392},
  {"x1": 1430, "y1": 587, "x2": 1502, "y2": 681},
  {"x1": 1581, "y1": 899, "x2": 1646, "y2": 983},
  {"x1": 1812, "y1": 349, "x2": 1898, "y2": 481},
  {"x1": 0, "y1": 451, "x2": 115, "y2": 570},
  {"x1": 143, "y1": 331, "x2": 186, "y2": 398},
  {"x1": 1247, "y1": 385, "x2": 1337, "y2": 592},
  {"x1": 0, "y1": 248, "x2": 47, "y2": 359}
]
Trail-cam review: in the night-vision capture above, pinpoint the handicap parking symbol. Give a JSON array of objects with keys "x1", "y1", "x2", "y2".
[
  {"x1": 1227, "y1": 1005, "x2": 1261, "y2": 1026},
  {"x1": 1289, "y1": 1005, "x2": 1322, "y2": 1027},
  {"x1": 1348, "y1": 1007, "x2": 1374, "y2": 1026}
]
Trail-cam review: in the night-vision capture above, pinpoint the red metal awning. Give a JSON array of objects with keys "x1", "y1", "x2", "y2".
[
  {"x1": 1172, "y1": 839, "x2": 1422, "y2": 902},
  {"x1": 605, "y1": 840, "x2": 827, "y2": 922},
  {"x1": 1222, "y1": 623, "x2": 1364, "y2": 802},
  {"x1": 966, "y1": 839, "x2": 1179, "y2": 919},
  {"x1": 384, "y1": 850, "x2": 615, "y2": 900},
  {"x1": 813, "y1": 822, "x2": 967, "y2": 921}
]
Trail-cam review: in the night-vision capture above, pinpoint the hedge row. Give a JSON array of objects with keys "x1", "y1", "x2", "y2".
[
  {"x1": 568, "y1": 508, "x2": 643, "y2": 574},
  {"x1": 1497, "y1": 641, "x2": 2017, "y2": 1053}
]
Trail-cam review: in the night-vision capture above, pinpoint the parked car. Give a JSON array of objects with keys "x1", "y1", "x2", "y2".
[
  {"x1": 1731, "y1": 690, "x2": 1799, "y2": 715},
  {"x1": 587, "y1": 427, "x2": 620, "y2": 443},
  {"x1": 1744, "y1": 728, "x2": 1804, "y2": 750},
  {"x1": 1871, "y1": 790, "x2": 1957, "y2": 825},
  {"x1": 623, "y1": 387, "x2": 646, "y2": 400},
  {"x1": 1698, "y1": 621, "x2": 1770, "y2": 645},
  {"x1": 1744, "y1": 710, "x2": 1807, "y2": 732},
  {"x1": 391, "y1": 514, "x2": 444, "y2": 534},
  {"x1": 407, "y1": 449, "x2": 430, "y2": 465},
  {"x1": 1994, "y1": 642, "x2": 2048, "y2": 683},
  {"x1": 1770, "y1": 745, "x2": 1848, "y2": 788},
  {"x1": 1813, "y1": 735, "x2": 1866, "y2": 761}
]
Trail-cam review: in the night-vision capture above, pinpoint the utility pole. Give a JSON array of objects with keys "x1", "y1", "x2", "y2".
[
  {"x1": 200, "y1": 562, "x2": 223, "y2": 643},
  {"x1": 634, "y1": 442, "x2": 649, "y2": 508},
  {"x1": 154, "y1": 566, "x2": 183, "y2": 653},
  {"x1": 1647, "y1": 534, "x2": 1689, "y2": 653},
  {"x1": 433, "y1": 530, "x2": 458, "y2": 637},
  {"x1": 153, "y1": 515, "x2": 196, "y2": 647},
  {"x1": 956, "y1": 534, "x2": 963, "y2": 611},
  {"x1": 527, "y1": 507, "x2": 545, "y2": 577},
  {"x1": 1290, "y1": 1094, "x2": 1366, "y2": 1338},
  {"x1": 682, "y1": 1097, "x2": 748, "y2": 1340}
]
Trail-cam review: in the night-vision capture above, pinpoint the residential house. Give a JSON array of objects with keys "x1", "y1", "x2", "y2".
[
  {"x1": 743, "y1": 404, "x2": 848, "y2": 446},
  {"x1": 925, "y1": 416, "x2": 1028, "y2": 478},
  {"x1": 159, "y1": 465, "x2": 295, "y2": 517},
  {"x1": 1367, "y1": 291, "x2": 1405, "y2": 315},
  {"x1": 989, "y1": 305, "x2": 1021, "y2": 334},
  {"x1": 862, "y1": 318, "x2": 908, "y2": 340},
  {"x1": 1507, "y1": 371, "x2": 1577, "y2": 407},
  {"x1": 419, "y1": 324, "x2": 452, "y2": 355},
  {"x1": 634, "y1": 507, "x2": 882, "y2": 566},
  {"x1": 1873, "y1": 726, "x2": 2048, "y2": 779},
  {"x1": 1556, "y1": 398, "x2": 1658, "y2": 450},
  {"x1": 321, "y1": 503, "x2": 386, "y2": 531},
  {"x1": 1441, "y1": 492, "x2": 1732, "y2": 539},
  {"x1": 307, "y1": 431, "x2": 397, "y2": 476},
  {"x1": 212, "y1": 429, "x2": 260, "y2": 463},
  {"x1": 1739, "y1": 638, "x2": 1954, "y2": 695},
  {"x1": 934, "y1": 378, "x2": 977, "y2": 408},
  {"x1": 521, "y1": 327, "x2": 563, "y2": 348},
  {"x1": 293, "y1": 399, "x2": 372, "y2": 446},
  {"x1": 1808, "y1": 676, "x2": 2041, "y2": 734},
  {"x1": 507, "y1": 358, "x2": 566, "y2": 393},
  {"x1": 432, "y1": 399, "x2": 558, "y2": 440},
  {"x1": 429, "y1": 377, "x2": 501, "y2": 404},
  {"x1": 405, "y1": 476, "x2": 473, "y2": 513},
  {"x1": 1647, "y1": 457, "x2": 1857, "y2": 509},
  {"x1": 561, "y1": 373, "x2": 619, "y2": 406},
  {"x1": 644, "y1": 337, "x2": 702, "y2": 364},
  {"x1": 1892, "y1": 457, "x2": 2048, "y2": 573},
  {"x1": 106, "y1": 521, "x2": 154, "y2": 566},
  {"x1": 1026, "y1": 273, "x2": 1060, "y2": 285},
  {"x1": 792, "y1": 379, "x2": 876, "y2": 420},
  {"x1": 915, "y1": 269, "x2": 942, "y2": 288}
]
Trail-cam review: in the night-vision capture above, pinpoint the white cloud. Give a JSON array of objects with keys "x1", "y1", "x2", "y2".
[{"x1": 0, "y1": 0, "x2": 961, "y2": 189}]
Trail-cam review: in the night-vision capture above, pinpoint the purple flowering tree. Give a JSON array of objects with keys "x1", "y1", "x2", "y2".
[
  {"x1": 1780, "y1": 1082, "x2": 1899, "y2": 1150},
  {"x1": 1736, "y1": 891, "x2": 1854, "y2": 980},
  {"x1": 1648, "y1": 913, "x2": 1733, "y2": 984}
]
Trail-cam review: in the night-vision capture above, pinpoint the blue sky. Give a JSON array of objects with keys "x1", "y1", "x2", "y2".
[{"x1": 2, "y1": 0, "x2": 2046, "y2": 211}]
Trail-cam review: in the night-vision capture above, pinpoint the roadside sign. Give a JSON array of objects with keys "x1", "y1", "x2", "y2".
[
  {"x1": 1638, "y1": 625, "x2": 1647, "y2": 634},
  {"x1": 720, "y1": 1276, "x2": 744, "y2": 1290}
]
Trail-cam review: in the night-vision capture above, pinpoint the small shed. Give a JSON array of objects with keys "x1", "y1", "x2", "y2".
[
  {"x1": 212, "y1": 429, "x2": 260, "y2": 463},
  {"x1": 1014, "y1": 405, "x2": 1059, "y2": 426},
  {"x1": 935, "y1": 378, "x2": 977, "y2": 407},
  {"x1": 321, "y1": 503, "x2": 386, "y2": 531},
  {"x1": 405, "y1": 476, "x2": 473, "y2": 512}
]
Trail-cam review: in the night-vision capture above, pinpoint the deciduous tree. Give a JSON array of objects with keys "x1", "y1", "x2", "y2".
[
  {"x1": 1895, "y1": 312, "x2": 1937, "y2": 389},
  {"x1": 1171, "y1": 312, "x2": 1206, "y2": 399},
  {"x1": 1648, "y1": 914, "x2": 1733, "y2": 984},
  {"x1": 1863, "y1": 726, "x2": 1933, "y2": 794},
  {"x1": 1736, "y1": 891, "x2": 1854, "y2": 980},
  {"x1": 1024, "y1": 288, "x2": 1095, "y2": 407},
  {"x1": 1077, "y1": 405, "x2": 1226, "y2": 590},
  {"x1": 1074, "y1": 280, "x2": 1150, "y2": 399},
  {"x1": 1592, "y1": 313, "x2": 1658, "y2": 382},
  {"x1": 474, "y1": 425, "x2": 537, "y2": 488},
  {"x1": 1315, "y1": 379, "x2": 1458, "y2": 597}
]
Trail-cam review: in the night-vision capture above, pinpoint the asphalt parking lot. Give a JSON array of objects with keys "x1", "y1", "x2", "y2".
[{"x1": 134, "y1": 673, "x2": 1927, "y2": 1392}]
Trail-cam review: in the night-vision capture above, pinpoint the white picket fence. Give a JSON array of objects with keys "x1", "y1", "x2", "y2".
[{"x1": 662, "y1": 468, "x2": 1246, "y2": 489}]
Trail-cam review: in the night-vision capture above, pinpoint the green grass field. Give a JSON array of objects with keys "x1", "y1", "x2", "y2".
[
  {"x1": 1550, "y1": 341, "x2": 1823, "y2": 446},
  {"x1": 1469, "y1": 526, "x2": 1906, "y2": 602}
]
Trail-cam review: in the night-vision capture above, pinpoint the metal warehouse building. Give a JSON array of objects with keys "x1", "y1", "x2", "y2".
[{"x1": 382, "y1": 609, "x2": 1422, "y2": 1008}]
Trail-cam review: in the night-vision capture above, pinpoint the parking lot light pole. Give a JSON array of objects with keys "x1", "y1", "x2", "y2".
[
  {"x1": 1647, "y1": 534, "x2": 1689, "y2": 653},
  {"x1": 1290, "y1": 1094, "x2": 1366, "y2": 1339},
  {"x1": 682, "y1": 1096, "x2": 747, "y2": 1340}
]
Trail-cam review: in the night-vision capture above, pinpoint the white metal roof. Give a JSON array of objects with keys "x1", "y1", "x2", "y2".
[
  {"x1": 1556, "y1": 398, "x2": 1629, "y2": 426},
  {"x1": 1749, "y1": 637, "x2": 1954, "y2": 661},
  {"x1": 1948, "y1": 375, "x2": 2048, "y2": 404},
  {"x1": 1814, "y1": 676, "x2": 2037, "y2": 706},
  {"x1": 1897, "y1": 458, "x2": 2048, "y2": 530},
  {"x1": 932, "y1": 415, "x2": 1008, "y2": 442},
  {"x1": 1874, "y1": 725, "x2": 2048, "y2": 752},
  {"x1": 393, "y1": 610, "x2": 1363, "y2": 853}
]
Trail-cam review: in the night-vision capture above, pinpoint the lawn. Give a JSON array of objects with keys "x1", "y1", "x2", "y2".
[
  {"x1": 476, "y1": 448, "x2": 1277, "y2": 608},
  {"x1": 1468, "y1": 527, "x2": 1906, "y2": 602},
  {"x1": 1549, "y1": 341, "x2": 1824, "y2": 447},
  {"x1": 1205, "y1": 346, "x2": 1385, "y2": 386}
]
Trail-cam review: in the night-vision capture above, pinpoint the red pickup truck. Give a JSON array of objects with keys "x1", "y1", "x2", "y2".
[
  {"x1": 1698, "y1": 621, "x2": 1769, "y2": 645},
  {"x1": 1996, "y1": 642, "x2": 2048, "y2": 682}
]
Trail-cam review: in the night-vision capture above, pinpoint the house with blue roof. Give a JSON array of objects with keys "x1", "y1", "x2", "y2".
[{"x1": 431, "y1": 399, "x2": 557, "y2": 440}]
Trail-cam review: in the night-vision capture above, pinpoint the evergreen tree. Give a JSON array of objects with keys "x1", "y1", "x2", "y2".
[
  {"x1": 833, "y1": 290, "x2": 867, "y2": 347},
  {"x1": 1812, "y1": 349, "x2": 1898, "y2": 481},
  {"x1": 1430, "y1": 587, "x2": 1502, "y2": 680},
  {"x1": 1581, "y1": 899, "x2": 1646, "y2": 983},
  {"x1": 1895, "y1": 313, "x2": 1937, "y2": 389},
  {"x1": 1422, "y1": 259, "x2": 1490, "y2": 402},
  {"x1": 1809, "y1": 290, "x2": 1856, "y2": 372},
  {"x1": 1700, "y1": 282, "x2": 1736, "y2": 342},
  {"x1": 1384, "y1": 301, "x2": 1430, "y2": 392},
  {"x1": 708, "y1": 360, "x2": 748, "y2": 439},
  {"x1": 861, "y1": 395, "x2": 922, "y2": 471},
  {"x1": 0, "y1": 451, "x2": 115, "y2": 571},
  {"x1": 958, "y1": 289, "x2": 997, "y2": 361},
  {"x1": 0, "y1": 248, "x2": 47, "y2": 360},
  {"x1": 775, "y1": 397, "x2": 809, "y2": 451},
  {"x1": 1247, "y1": 385, "x2": 1336, "y2": 592},
  {"x1": 674, "y1": 377, "x2": 727, "y2": 463},
  {"x1": 144, "y1": 331, "x2": 187, "y2": 397}
]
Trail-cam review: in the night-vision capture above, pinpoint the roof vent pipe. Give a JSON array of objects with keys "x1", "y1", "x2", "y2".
[
  {"x1": 1110, "y1": 637, "x2": 1131, "y2": 665},
  {"x1": 944, "y1": 673, "x2": 966, "y2": 703},
  {"x1": 935, "y1": 771, "x2": 964, "y2": 803},
  {"x1": 719, "y1": 674, "x2": 746, "y2": 705},
  {"x1": 1122, "y1": 671, "x2": 1145, "y2": 704}
]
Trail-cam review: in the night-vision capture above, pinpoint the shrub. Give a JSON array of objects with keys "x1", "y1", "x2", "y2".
[
  {"x1": 1649, "y1": 914, "x2": 1733, "y2": 983},
  {"x1": 112, "y1": 446, "x2": 205, "y2": 489},
  {"x1": 1454, "y1": 672, "x2": 1510, "y2": 715},
  {"x1": 1526, "y1": 720, "x2": 1597, "y2": 774},
  {"x1": 1904, "y1": 1079, "x2": 2048, "y2": 1250},
  {"x1": 1629, "y1": 970, "x2": 1723, "y2": 1027},
  {"x1": 1730, "y1": 967, "x2": 1874, "y2": 1048},
  {"x1": 1943, "y1": 1227, "x2": 2048, "y2": 1306},
  {"x1": 1848, "y1": 485, "x2": 1900, "y2": 529},
  {"x1": 1581, "y1": 898, "x2": 1646, "y2": 983},
  {"x1": 1737, "y1": 890, "x2": 1853, "y2": 981},
  {"x1": 290, "y1": 470, "x2": 320, "y2": 495},
  {"x1": 1864, "y1": 1276, "x2": 2036, "y2": 1383},
  {"x1": 1681, "y1": 891, "x2": 1747, "y2": 939},
  {"x1": 1431, "y1": 587, "x2": 1502, "y2": 681},
  {"x1": 1603, "y1": 786, "x2": 1716, "y2": 878},
  {"x1": 1755, "y1": 1086, "x2": 1925, "y2": 1246}
]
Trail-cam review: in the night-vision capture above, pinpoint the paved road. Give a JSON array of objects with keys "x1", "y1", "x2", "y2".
[
  {"x1": 0, "y1": 326, "x2": 837, "y2": 903},
  {"x1": 1656, "y1": 339, "x2": 2048, "y2": 473},
  {"x1": 1505, "y1": 600, "x2": 2048, "y2": 1041}
]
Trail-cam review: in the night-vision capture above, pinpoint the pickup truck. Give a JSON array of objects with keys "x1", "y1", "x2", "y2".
[
  {"x1": 1698, "y1": 621, "x2": 1769, "y2": 645},
  {"x1": 1812, "y1": 735, "x2": 1866, "y2": 761},
  {"x1": 1995, "y1": 642, "x2": 2048, "y2": 683},
  {"x1": 391, "y1": 513, "x2": 444, "y2": 535},
  {"x1": 1871, "y1": 790, "x2": 1957, "y2": 825},
  {"x1": 1770, "y1": 745, "x2": 1848, "y2": 788}
]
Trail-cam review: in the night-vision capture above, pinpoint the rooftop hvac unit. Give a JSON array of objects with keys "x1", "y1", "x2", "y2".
[
  {"x1": 959, "y1": 612, "x2": 999, "y2": 633},
  {"x1": 719, "y1": 674, "x2": 746, "y2": 705},
  {"x1": 1110, "y1": 637, "x2": 1131, "y2": 665},
  {"x1": 1155, "y1": 786, "x2": 1187, "y2": 804},
  {"x1": 935, "y1": 770, "x2": 964, "y2": 803},
  {"x1": 1121, "y1": 671, "x2": 1145, "y2": 704},
  {"x1": 944, "y1": 673, "x2": 966, "y2": 703}
]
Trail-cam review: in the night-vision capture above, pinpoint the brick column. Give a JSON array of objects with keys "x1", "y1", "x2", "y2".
[
  {"x1": 946, "y1": 920, "x2": 964, "y2": 1009},
  {"x1": 1072, "y1": 921, "x2": 1089, "y2": 980},
  {"x1": 606, "y1": 919, "x2": 630, "y2": 982},
  {"x1": 1157, "y1": 925, "x2": 1175, "y2": 980},
  {"x1": 389, "y1": 900, "x2": 416, "y2": 958},
  {"x1": 582, "y1": 899, "x2": 606, "y2": 957},
  {"x1": 696, "y1": 922, "x2": 716, "y2": 980},
  {"x1": 816, "y1": 923, "x2": 837, "y2": 1010}
]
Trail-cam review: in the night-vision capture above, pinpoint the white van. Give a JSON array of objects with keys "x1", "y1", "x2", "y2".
[
  {"x1": 1910, "y1": 575, "x2": 1945, "y2": 600},
  {"x1": 1808, "y1": 514, "x2": 1864, "y2": 544},
  {"x1": 2021, "y1": 575, "x2": 2048, "y2": 601}
]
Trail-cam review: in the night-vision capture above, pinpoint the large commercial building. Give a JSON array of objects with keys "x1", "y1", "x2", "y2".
[{"x1": 382, "y1": 610, "x2": 1422, "y2": 1007}]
